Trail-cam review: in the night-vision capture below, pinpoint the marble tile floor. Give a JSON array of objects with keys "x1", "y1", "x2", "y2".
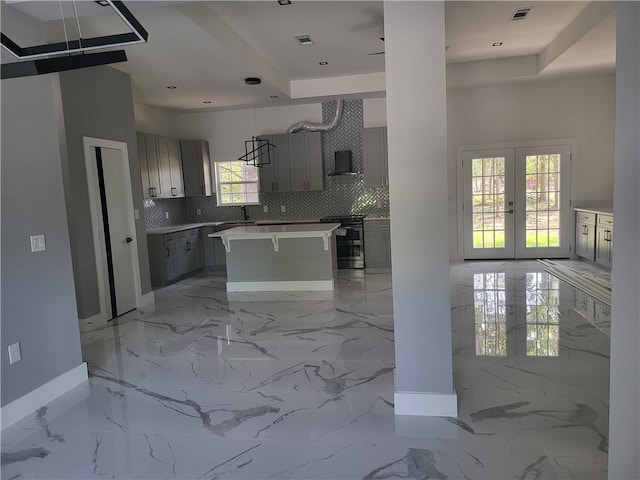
[{"x1": 1, "y1": 261, "x2": 610, "y2": 479}]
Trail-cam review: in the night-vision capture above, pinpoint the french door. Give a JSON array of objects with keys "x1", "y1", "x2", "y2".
[{"x1": 462, "y1": 144, "x2": 571, "y2": 259}]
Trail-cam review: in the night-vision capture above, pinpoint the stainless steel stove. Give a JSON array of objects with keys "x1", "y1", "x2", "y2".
[{"x1": 320, "y1": 215, "x2": 365, "y2": 269}]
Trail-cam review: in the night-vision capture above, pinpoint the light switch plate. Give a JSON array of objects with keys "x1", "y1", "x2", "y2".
[
  {"x1": 280, "y1": 205, "x2": 286, "y2": 213},
  {"x1": 165, "y1": 212, "x2": 170, "y2": 219},
  {"x1": 8, "y1": 342, "x2": 21, "y2": 364},
  {"x1": 196, "y1": 209, "x2": 202, "y2": 216},
  {"x1": 30, "y1": 234, "x2": 46, "y2": 252},
  {"x1": 263, "y1": 206, "x2": 268, "y2": 213}
]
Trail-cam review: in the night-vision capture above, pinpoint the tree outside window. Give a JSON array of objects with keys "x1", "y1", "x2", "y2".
[{"x1": 214, "y1": 161, "x2": 260, "y2": 206}]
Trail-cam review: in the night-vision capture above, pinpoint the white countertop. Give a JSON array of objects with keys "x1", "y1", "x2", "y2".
[
  {"x1": 210, "y1": 223, "x2": 340, "y2": 237},
  {"x1": 147, "y1": 219, "x2": 322, "y2": 235},
  {"x1": 209, "y1": 223, "x2": 341, "y2": 253},
  {"x1": 575, "y1": 207, "x2": 613, "y2": 215}
]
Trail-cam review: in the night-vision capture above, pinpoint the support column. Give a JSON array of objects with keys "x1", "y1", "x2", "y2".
[
  {"x1": 384, "y1": 1, "x2": 456, "y2": 416},
  {"x1": 609, "y1": 2, "x2": 640, "y2": 478}
]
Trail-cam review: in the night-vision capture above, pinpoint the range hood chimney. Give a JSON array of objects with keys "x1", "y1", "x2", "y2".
[{"x1": 329, "y1": 150, "x2": 359, "y2": 176}]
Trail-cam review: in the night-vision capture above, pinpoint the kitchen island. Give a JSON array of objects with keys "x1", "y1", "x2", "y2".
[{"x1": 209, "y1": 223, "x2": 341, "y2": 292}]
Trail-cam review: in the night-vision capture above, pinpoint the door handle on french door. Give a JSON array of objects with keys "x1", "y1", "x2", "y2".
[
  {"x1": 505, "y1": 209, "x2": 514, "y2": 214},
  {"x1": 126, "y1": 237, "x2": 133, "y2": 243}
]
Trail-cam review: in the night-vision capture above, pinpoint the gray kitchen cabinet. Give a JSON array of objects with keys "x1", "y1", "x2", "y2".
[
  {"x1": 363, "y1": 127, "x2": 388, "y2": 188},
  {"x1": 181, "y1": 139, "x2": 212, "y2": 197},
  {"x1": 595, "y1": 214, "x2": 613, "y2": 268},
  {"x1": 575, "y1": 211, "x2": 596, "y2": 261},
  {"x1": 138, "y1": 132, "x2": 163, "y2": 198},
  {"x1": 289, "y1": 131, "x2": 323, "y2": 191},
  {"x1": 158, "y1": 136, "x2": 185, "y2": 198},
  {"x1": 259, "y1": 134, "x2": 291, "y2": 193},
  {"x1": 203, "y1": 226, "x2": 227, "y2": 271},
  {"x1": 148, "y1": 228, "x2": 204, "y2": 287},
  {"x1": 364, "y1": 219, "x2": 391, "y2": 268}
]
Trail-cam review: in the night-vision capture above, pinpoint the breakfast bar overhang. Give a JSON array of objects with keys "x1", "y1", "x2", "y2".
[{"x1": 209, "y1": 223, "x2": 341, "y2": 292}]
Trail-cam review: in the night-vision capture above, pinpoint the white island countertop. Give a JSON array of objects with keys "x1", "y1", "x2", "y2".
[{"x1": 209, "y1": 223, "x2": 341, "y2": 253}]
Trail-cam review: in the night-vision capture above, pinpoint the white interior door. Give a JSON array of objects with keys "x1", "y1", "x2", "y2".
[
  {"x1": 99, "y1": 147, "x2": 138, "y2": 316},
  {"x1": 84, "y1": 137, "x2": 141, "y2": 321},
  {"x1": 463, "y1": 144, "x2": 572, "y2": 259}
]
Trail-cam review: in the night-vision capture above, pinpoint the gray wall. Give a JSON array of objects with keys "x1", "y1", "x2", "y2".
[
  {"x1": 58, "y1": 66, "x2": 151, "y2": 318},
  {"x1": 609, "y1": 2, "x2": 640, "y2": 477},
  {"x1": 385, "y1": 2, "x2": 453, "y2": 395},
  {"x1": 1, "y1": 9, "x2": 83, "y2": 406}
]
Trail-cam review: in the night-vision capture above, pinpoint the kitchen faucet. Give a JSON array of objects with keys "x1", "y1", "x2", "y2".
[{"x1": 241, "y1": 205, "x2": 248, "y2": 221}]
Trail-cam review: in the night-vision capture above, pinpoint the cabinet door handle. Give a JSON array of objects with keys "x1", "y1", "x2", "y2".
[
  {"x1": 201, "y1": 185, "x2": 205, "y2": 194},
  {"x1": 166, "y1": 248, "x2": 170, "y2": 258},
  {"x1": 186, "y1": 241, "x2": 191, "y2": 251}
]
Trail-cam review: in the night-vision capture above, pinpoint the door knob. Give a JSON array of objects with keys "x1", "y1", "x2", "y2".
[
  {"x1": 126, "y1": 237, "x2": 133, "y2": 243},
  {"x1": 505, "y1": 209, "x2": 514, "y2": 214}
]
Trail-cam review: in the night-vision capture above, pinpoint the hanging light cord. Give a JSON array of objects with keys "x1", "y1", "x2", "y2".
[
  {"x1": 252, "y1": 85, "x2": 258, "y2": 139},
  {"x1": 71, "y1": 0, "x2": 84, "y2": 51},
  {"x1": 58, "y1": 0, "x2": 71, "y2": 55}
]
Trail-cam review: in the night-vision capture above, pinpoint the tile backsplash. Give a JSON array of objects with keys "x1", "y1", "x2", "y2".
[{"x1": 144, "y1": 99, "x2": 389, "y2": 229}]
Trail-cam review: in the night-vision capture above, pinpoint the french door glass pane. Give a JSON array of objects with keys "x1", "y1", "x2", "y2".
[
  {"x1": 525, "y1": 154, "x2": 561, "y2": 248},
  {"x1": 471, "y1": 157, "x2": 506, "y2": 249}
]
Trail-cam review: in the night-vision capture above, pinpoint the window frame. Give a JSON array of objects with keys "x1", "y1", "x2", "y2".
[{"x1": 213, "y1": 160, "x2": 261, "y2": 207}]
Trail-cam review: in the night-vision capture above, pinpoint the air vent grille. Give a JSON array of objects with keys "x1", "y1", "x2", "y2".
[
  {"x1": 294, "y1": 34, "x2": 314, "y2": 46},
  {"x1": 510, "y1": 7, "x2": 532, "y2": 21}
]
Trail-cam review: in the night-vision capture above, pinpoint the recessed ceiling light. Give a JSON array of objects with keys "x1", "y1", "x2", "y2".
[
  {"x1": 278, "y1": 0, "x2": 292, "y2": 5},
  {"x1": 270, "y1": 95, "x2": 278, "y2": 98},
  {"x1": 492, "y1": 42, "x2": 503, "y2": 47},
  {"x1": 203, "y1": 101, "x2": 212, "y2": 104},
  {"x1": 294, "y1": 34, "x2": 314, "y2": 46},
  {"x1": 167, "y1": 85, "x2": 177, "y2": 89},
  {"x1": 319, "y1": 61, "x2": 328, "y2": 65}
]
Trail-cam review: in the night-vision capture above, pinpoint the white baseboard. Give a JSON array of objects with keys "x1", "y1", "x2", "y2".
[
  {"x1": 1, "y1": 362, "x2": 88, "y2": 430},
  {"x1": 77, "y1": 311, "x2": 107, "y2": 333},
  {"x1": 226, "y1": 280, "x2": 335, "y2": 292},
  {"x1": 137, "y1": 291, "x2": 156, "y2": 312},
  {"x1": 394, "y1": 390, "x2": 458, "y2": 417}
]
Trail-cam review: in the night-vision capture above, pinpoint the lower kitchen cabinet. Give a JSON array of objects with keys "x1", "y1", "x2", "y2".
[
  {"x1": 575, "y1": 209, "x2": 613, "y2": 268},
  {"x1": 364, "y1": 219, "x2": 391, "y2": 268},
  {"x1": 148, "y1": 228, "x2": 204, "y2": 287},
  {"x1": 575, "y1": 211, "x2": 596, "y2": 261},
  {"x1": 203, "y1": 227, "x2": 227, "y2": 271},
  {"x1": 595, "y1": 214, "x2": 613, "y2": 268}
]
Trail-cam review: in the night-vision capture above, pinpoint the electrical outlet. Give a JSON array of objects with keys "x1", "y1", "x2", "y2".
[
  {"x1": 263, "y1": 205, "x2": 268, "y2": 213},
  {"x1": 8, "y1": 342, "x2": 21, "y2": 364},
  {"x1": 30, "y1": 234, "x2": 46, "y2": 252},
  {"x1": 280, "y1": 205, "x2": 286, "y2": 213},
  {"x1": 196, "y1": 209, "x2": 202, "y2": 216},
  {"x1": 165, "y1": 212, "x2": 170, "y2": 219}
]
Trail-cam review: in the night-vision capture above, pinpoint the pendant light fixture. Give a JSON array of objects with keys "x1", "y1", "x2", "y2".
[{"x1": 238, "y1": 77, "x2": 275, "y2": 168}]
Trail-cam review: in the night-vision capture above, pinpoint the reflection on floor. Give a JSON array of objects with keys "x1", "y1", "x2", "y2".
[{"x1": 1, "y1": 261, "x2": 610, "y2": 479}]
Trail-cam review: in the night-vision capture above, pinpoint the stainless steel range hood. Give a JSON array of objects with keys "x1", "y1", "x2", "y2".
[{"x1": 329, "y1": 150, "x2": 360, "y2": 176}]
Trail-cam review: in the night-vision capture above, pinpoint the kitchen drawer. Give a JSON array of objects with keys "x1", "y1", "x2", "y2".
[
  {"x1": 576, "y1": 211, "x2": 596, "y2": 224},
  {"x1": 187, "y1": 228, "x2": 201, "y2": 239},
  {"x1": 597, "y1": 215, "x2": 613, "y2": 227},
  {"x1": 163, "y1": 233, "x2": 175, "y2": 245},
  {"x1": 175, "y1": 232, "x2": 186, "y2": 241}
]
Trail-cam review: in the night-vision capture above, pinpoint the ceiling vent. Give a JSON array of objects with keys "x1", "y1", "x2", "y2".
[
  {"x1": 510, "y1": 7, "x2": 533, "y2": 21},
  {"x1": 294, "y1": 34, "x2": 314, "y2": 46}
]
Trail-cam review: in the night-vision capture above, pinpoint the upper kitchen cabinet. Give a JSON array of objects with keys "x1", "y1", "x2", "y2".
[
  {"x1": 158, "y1": 136, "x2": 184, "y2": 198},
  {"x1": 138, "y1": 132, "x2": 185, "y2": 199},
  {"x1": 363, "y1": 127, "x2": 389, "y2": 188},
  {"x1": 181, "y1": 140, "x2": 212, "y2": 197},
  {"x1": 138, "y1": 132, "x2": 163, "y2": 198},
  {"x1": 259, "y1": 134, "x2": 291, "y2": 193},
  {"x1": 289, "y1": 131, "x2": 323, "y2": 191}
]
